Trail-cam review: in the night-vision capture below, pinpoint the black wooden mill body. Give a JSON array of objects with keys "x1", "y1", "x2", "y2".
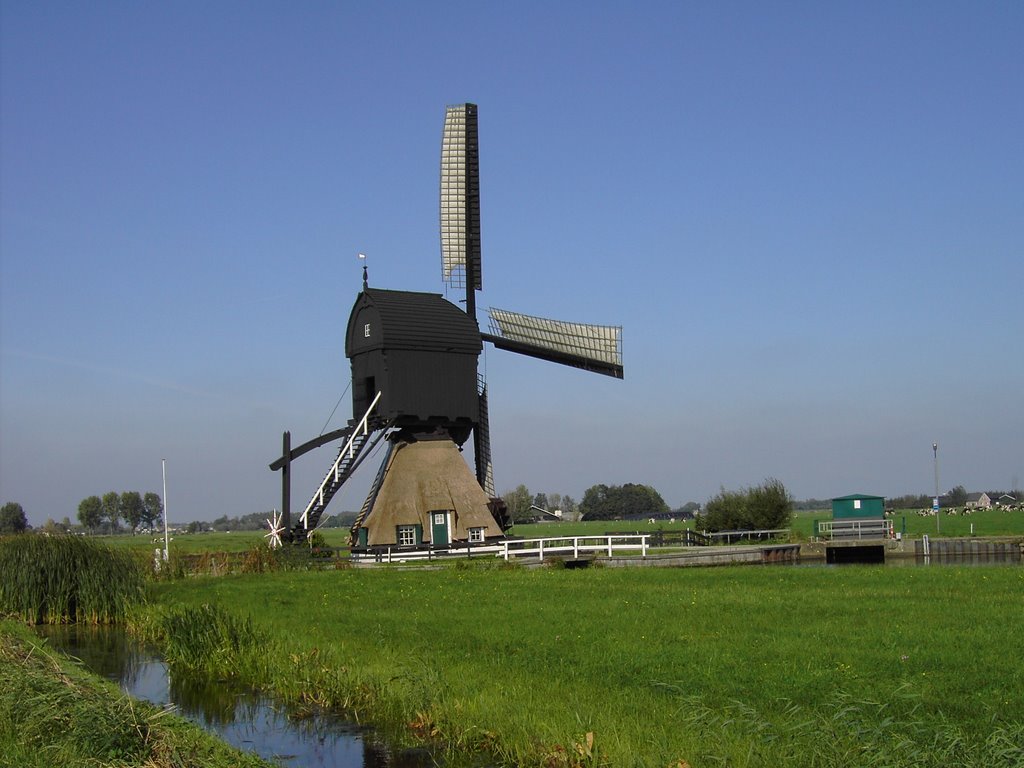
[{"x1": 269, "y1": 104, "x2": 622, "y2": 548}]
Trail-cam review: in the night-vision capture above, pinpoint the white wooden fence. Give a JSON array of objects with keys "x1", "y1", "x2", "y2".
[
  {"x1": 499, "y1": 535, "x2": 650, "y2": 561},
  {"x1": 351, "y1": 534, "x2": 652, "y2": 564}
]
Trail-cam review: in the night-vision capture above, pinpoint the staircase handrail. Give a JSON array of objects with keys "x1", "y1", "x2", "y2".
[{"x1": 300, "y1": 390, "x2": 382, "y2": 528}]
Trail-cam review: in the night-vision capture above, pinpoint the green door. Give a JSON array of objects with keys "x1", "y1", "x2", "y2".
[{"x1": 431, "y1": 511, "x2": 449, "y2": 546}]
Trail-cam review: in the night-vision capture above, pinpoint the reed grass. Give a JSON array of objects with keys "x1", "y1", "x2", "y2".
[
  {"x1": 143, "y1": 564, "x2": 1024, "y2": 767},
  {"x1": 0, "y1": 620, "x2": 274, "y2": 768},
  {"x1": 148, "y1": 603, "x2": 266, "y2": 677},
  {"x1": 0, "y1": 534, "x2": 145, "y2": 624}
]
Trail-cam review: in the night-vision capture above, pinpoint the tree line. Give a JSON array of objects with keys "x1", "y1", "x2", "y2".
[
  {"x1": 185, "y1": 511, "x2": 352, "y2": 534},
  {"x1": 77, "y1": 491, "x2": 163, "y2": 534},
  {"x1": 500, "y1": 479, "x2": 792, "y2": 531},
  {"x1": 500, "y1": 483, "x2": 693, "y2": 523}
]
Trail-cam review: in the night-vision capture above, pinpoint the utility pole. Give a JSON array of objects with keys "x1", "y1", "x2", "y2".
[{"x1": 933, "y1": 442, "x2": 940, "y2": 535}]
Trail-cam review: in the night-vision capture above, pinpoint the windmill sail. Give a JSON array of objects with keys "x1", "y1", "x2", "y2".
[
  {"x1": 440, "y1": 103, "x2": 482, "y2": 298},
  {"x1": 483, "y1": 307, "x2": 624, "y2": 379},
  {"x1": 437, "y1": 103, "x2": 622, "y2": 515}
]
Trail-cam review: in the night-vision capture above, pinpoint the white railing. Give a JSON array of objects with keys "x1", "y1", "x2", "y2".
[
  {"x1": 353, "y1": 543, "x2": 506, "y2": 564},
  {"x1": 301, "y1": 391, "x2": 382, "y2": 528},
  {"x1": 816, "y1": 518, "x2": 894, "y2": 540},
  {"x1": 706, "y1": 528, "x2": 789, "y2": 544},
  {"x1": 500, "y1": 535, "x2": 650, "y2": 561},
  {"x1": 349, "y1": 535, "x2": 651, "y2": 564}
]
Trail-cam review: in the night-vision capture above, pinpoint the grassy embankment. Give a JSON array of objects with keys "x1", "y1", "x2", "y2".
[
  {"x1": 143, "y1": 563, "x2": 1024, "y2": 767},
  {"x1": 0, "y1": 535, "x2": 274, "y2": 768},
  {"x1": 0, "y1": 620, "x2": 274, "y2": 768}
]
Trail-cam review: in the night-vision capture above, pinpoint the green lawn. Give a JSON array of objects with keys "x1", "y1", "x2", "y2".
[
  {"x1": 145, "y1": 563, "x2": 1024, "y2": 767},
  {"x1": 103, "y1": 526, "x2": 354, "y2": 555}
]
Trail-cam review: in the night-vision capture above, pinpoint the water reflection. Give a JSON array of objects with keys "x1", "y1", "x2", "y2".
[{"x1": 36, "y1": 625, "x2": 432, "y2": 768}]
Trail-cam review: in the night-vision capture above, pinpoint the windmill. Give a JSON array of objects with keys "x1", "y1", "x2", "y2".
[{"x1": 269, "y1": 103, "x2": 622, "y2": 549}]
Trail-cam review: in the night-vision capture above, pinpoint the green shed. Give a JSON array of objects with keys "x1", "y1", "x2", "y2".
[{"x1": 831, "y1": 493, "x2": 885, "y2": 519}]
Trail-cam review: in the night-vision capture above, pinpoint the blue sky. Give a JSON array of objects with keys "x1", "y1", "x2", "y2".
[{"x1": 2, "y1": 2, "x2": 1022, "y2": 526}]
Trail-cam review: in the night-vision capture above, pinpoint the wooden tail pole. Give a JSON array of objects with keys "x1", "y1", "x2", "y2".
[{"x1": 281, "y1": 430, "x2": 291, "y2": 538}]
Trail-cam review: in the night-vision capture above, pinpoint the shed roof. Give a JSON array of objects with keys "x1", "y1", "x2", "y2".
[
  {"x1": 831, "y1": 493, "x2": 886, "y2": 501},
  {"x1": 346, "y1": 288, "x2": 482, "y2": 356}
]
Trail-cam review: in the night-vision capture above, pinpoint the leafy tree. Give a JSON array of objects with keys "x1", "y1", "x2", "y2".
[
  {"x1": 502, "y1": 484, "x2": 533, "y2": 523},
  {"x1": 579, "y1": 483, "x2": 669, "y2": 520},
  {"x1": 698, "y1": 478, "x2": 792, "y2": 532},
  {"x1": 532, "y1": 492, "x2": 549, "y2": 511},
  {"x1": 676, "y1": 501, "x2": 700, "y2": 517},
  {"x1": 746, "y1": 478, "x2": 793, "y2": 529},
  {"x1": 101, "y1": 491, "x2": 121, "y2": 533},
  {"x1": 42, "y1": 518, "x2": 66, "y2": 534},
  {"x1": 120, "y1": 491, "x2": 145, "y2": 533},
  {"x1": 143, "y1": 492, "x2": 163, "y2": 530},
  {"x1": 78, "y1": 496, "x2": 103, "y2": 532},
  {"x1": 580, "y1": 484, "x2": 610, "y2": 519},
  {"x1": 700, "y1": 487, "x2": 747, "y2": 531},
  {"x1": 0, "y1": 502, "x2": 28, "y2": 534},
  {"x1": 946, "y1": 485, "x2": 968, "y2": 507}
]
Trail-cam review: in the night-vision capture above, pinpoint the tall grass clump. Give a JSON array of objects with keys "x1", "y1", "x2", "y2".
[
  {"x1": 156, "y1": 603, "x2": 267, "y2": 678},
  {"x1": 0, "y1": 534, "x2": 144, "y2": 624}
]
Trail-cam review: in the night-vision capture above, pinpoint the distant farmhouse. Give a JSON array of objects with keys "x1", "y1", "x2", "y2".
[
  {"x1": 965, "y1": 492, "x2": 992, "y2": 510},
  {"x1": 529, "y1": 505, "x2": 563, "y2": 523}
]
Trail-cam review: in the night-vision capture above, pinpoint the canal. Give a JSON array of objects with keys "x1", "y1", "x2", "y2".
[{"x1": 36, "y1": 624, "x2": 433, "y2": 768}]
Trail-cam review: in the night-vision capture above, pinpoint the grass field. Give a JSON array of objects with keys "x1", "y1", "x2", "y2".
[
  {"x1": 104, "y1": 526, "x2": 355, "y2": 555},
  {"x1": 143, "y1": 563, "x2": 1024, "y2": 767}
]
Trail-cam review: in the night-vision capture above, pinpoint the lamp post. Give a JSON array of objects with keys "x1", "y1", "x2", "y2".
[
  {"x1": 932, "y1": 442, "x2": 940, "y2": 534},
  {"x1": 161, "y1": 459, "x2": 170, "y2": 561}
]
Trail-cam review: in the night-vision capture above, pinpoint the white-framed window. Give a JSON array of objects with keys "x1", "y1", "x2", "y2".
[
  {"x1": 397, "y1": 525, "x2": 416, "y2": 546},
  {"x1": 468, "y1": 527, "x2": 485, "y2": 543},
  {"x1": 363, "y1": 323, "x2": 371, "y2": 337},
  {"x1": 434, "y1": 512, "x2": 446, "y2": 526}
]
